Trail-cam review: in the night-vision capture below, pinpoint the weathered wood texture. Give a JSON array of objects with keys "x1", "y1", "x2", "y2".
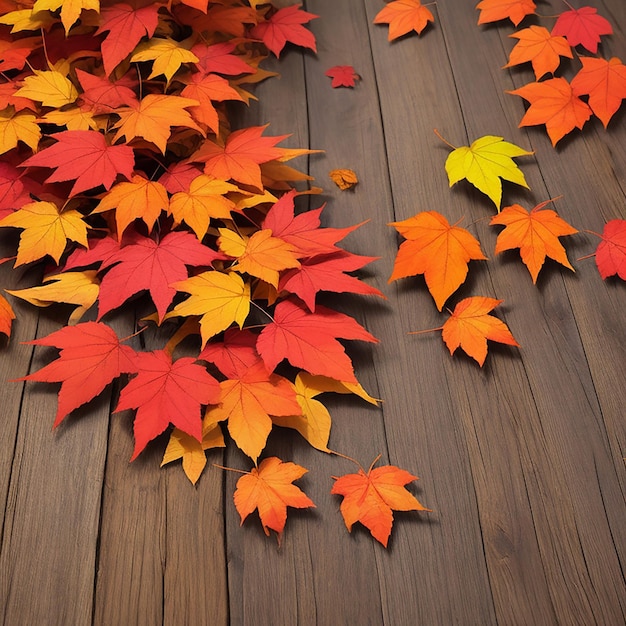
[{"x1": 1, "y1": 0, "x2": 626, "y2": 624}]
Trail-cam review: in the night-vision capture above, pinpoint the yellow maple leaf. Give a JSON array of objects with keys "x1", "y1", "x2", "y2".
[
  {"x1": 32, "y1": 0, "x2": 99, "y2": 33},
  {"x1": 7, "y1": 270, "x2": 99, "y2": 324},
  {"x1": 0, "y1": 9, "x2": 56, "y2": 33},
  {"x1": 217, "y1": 228, "x2": 300, "y2": 288},
  {"x1": 165, "y1": 270, "x2": 250, "y2": 346},
  {"x1": 14, "y1": 69, "x2": 78, "y2": 108},
  {"x1": 168, "y1": 175, "x2": 238, "y2": 239},
  {"x1": 130, "y1": 37, "x2": 199, "y2": 84},
  {"x1": 0, "y1": 201, "x2": 89, "y2": 266},
  {"x1": 112, "y1": 94, "x2": 202, "y2": 154},
  {"x1": 0, "y1": 108, "x2": 40, "y2": 154},
  {"x1": 93, "y1": 174, "x2": 169, "y2": 237},
  {"x1": 43, "y1": 107, "x2": 100, "y2": 131}
]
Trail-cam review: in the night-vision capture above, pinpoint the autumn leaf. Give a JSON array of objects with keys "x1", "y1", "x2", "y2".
[
  {"x1": 0, "y1": 200, "x2": 89, "y2": 266},
  {"x1": 21, "y1": 130, "x2": 134, "y2": 197},
  {"x1": 7, "y1": 270, "x2": 99, "y2": 324},
  {"x1": 249, "y1": 4, "x2": 318, "y2": 57},
  {"x1": 0, "y1": 108, "x2": 40, "y2": 154},
  {"x1": 0, "y1": 162, "x2": 42, "y2": 217},
  {"x1": 93, "y1": 174, "x2": 169, "y2": 238},
  {"x1": 413, "y1": 296, "x2": 519, "y2": 366},
  {"x1": 490, "y1": 199, "x2": 578, "y2": 283},
  {"x1": 75, "y1": 68, "x2": 139, "y2": 114},
  {"x1": 17, "y1": 321, "x2": 137, "y2": 426},
  {"x1": 115, "y1": 349, "x2": 221, "y2": 460},
  {"x1": 570, "y1": 56, "x2": 626, "y2": 128},
  {"x1": 325, "y1": 66, "x2": 359, "y2": 88},
  {"x1": 232, "y1": 456, "x2": 315, "y2": 540},
  {"x1": 0, "y1": 35, "x2": 38, "y2": 72},
  {"x1": 508, "y1": 77, "x2": 592, "y2": 146},
  {"x1": 0, "y1": 292, "x2": 15, "y2": 338},
  {"x1": 191, "y1": 41, "x2": 255, "y2": 77},
  {"x1": 588, "y1": 220, "x2": 626, "y2": 280},
  {"x1": 14, "y1": 68, "x2": 78, "y2": 107},
  {"x1": 475, "y1": 0, "x2": 536, "y2": 26},
  {"x1": 551, "y1": 5, "x2": 612, "y2": 54},
  {"x1": 131, "y1": 37, "x2": 199, "y2": 84},
  {"x1": 373, "y1": 0, "x2": 434, "y2": 41},
  {"x1": 257, "y1": 298, "x2": 378, "y2": 383},
  {"x1": 504, "y1": 25, "x2": 573, "y2": 80},
  {"x1": 388, "y1": 211, "x2": 487, "y2": 310},
  {"x1": 331, "y1": 457, "x2": 430, "y2": 547},
  {"x1": 441, "y1": 133, "x2": 532, "y2": 209},
  {"x1": 329, "y1": 168, "x2": 358, "y2": 190},
  {"x1": 112, "y1": 94, "x2": 203, "y2": 155},
  {"x1": 32, "y1": 0, "x2": 99, "y2": 34}
]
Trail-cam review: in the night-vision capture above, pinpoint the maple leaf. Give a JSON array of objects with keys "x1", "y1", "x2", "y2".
[
  {"x1": 589, "y1": 220, "x2": 626, "y2": 280},
  {"x1": 0, "y1": 200, "x2": 89, "y2": 266},
  {"x1": 249, "y1": 4, "x2": 318, "y2": 57},
  {"x1": 0, "y1": 80, "x2": 36, "y2": 113},
  {"x1": 14, "y1": 68, "x2": 78, "y2": 107},
  {"x1": 0, "y1": 108, "x2": 40, "y2": 154},
  {"x1": 551, "y1": 5, "x2": 612, "y2": 54},
  {"x1": 331, "y1": 457, "x2": 430, "y2": 547},
  {"x1": 190, "y1": 125, "x2": 289, "y2": 191},
  {"x1": 0, "y1": 292, "x2": 15, "y2": 338},
  {"x1": 0, "y1": 35, "x2": 39, "y2": 72},
  {"x1": 32, "y1": 0, "x2": 99, "y2": 34},
  {"x1": 93, "y1": 174, "x2": 169, "y2": 238},
  {"x1": 198, "y1": 327, "x2": 259, "y2": 378},
  {"x1": 442, "y1": 133, "x2": 532, "y2": 209},
  {"x1": 168, "y1": 175, "x2": 238, "y2": 239},
  {"x1": 257, "y1": 298, "x2": 378, "y2": 383},
  {"x1": 0, "y1": 162, "x2": 42, "y2": 217},
  {"x1": 75, "y1": 68, "x2": 139, "y2": 114},
  {"x1": 325, "y1": 65, "x2": 360, "y2": 88},
  {"x1": 17, "y1": 321, "x2": 137, "y2": 426},
  {"x1": 373, "y1": 0, "x2": 434, "y2": 40},
  {"x1": 279, "y1": 251, "x2": 384, "y2": 312},
  {"x1": 233, "y1": 456, "x2": 315, "y2": 540},
  {"x1": 414, "y1": 296, "x2": 519, "y2": 366},
  {"x1": 131, "y1": 37, "x2": 199, "y2": 84},
  {"x1": 161, "y1": 420, "x2": 225, "y2": 485},
  {"x1": 96, "y1": 230, "x2": 221, "y2": 321},
  {"x1": 191, "y1": 41, "x2": 255, "y2": 77},
  {"x1": 165, "y1": 270, "x2": 250, "y2": 346},
  {"x1": 0, "y1": 8, "x2": 56, "y2": 33},
  {"x1": 42, "y1": 106, "x2": 100, "y2": 132},
  {"x1": 96, "y1": 3, "x2": 159, "y2": 76},
  {"x1": 115, "y1": 349, "x2": 221, "y2": 460},
  {"x1": 329, "y1": 168, "x2": 359, "y2": 190},
  {"x1": 475, "y1": 0, "x2": 536, "y2": 26},
  {"x1": 388, "y1": 211, "x2": 487, "y2": 310},
  {"x1": 504, "y1": 25, "x2": 573, "y2": 80},
  {"x1": 112, "y1": 94, "x2": 203, "y2": 155},
  {"x1": 7, "y1": 270, "x2": 99, "y2": 324},
  {"x1": 508, "y1": 77, "x2": 592, "y2": 146},
  {"x1": 570, "y1": 56, "x2": 626, "y2": 128},
  {"x1": 21, "y1": 130, "x2": 134, "y2": 197},
  {"x1": 490, "y1": 199, "x2": 578, "y2": 283}
]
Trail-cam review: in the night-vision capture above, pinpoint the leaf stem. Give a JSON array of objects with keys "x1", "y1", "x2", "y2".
[
  {"x1": 433, "y1": 128, "x2": 457, "y2": 150},
  {"x1": 367, "y1": 453, "x2": 383, "y2": 474},
  {"x1": 329, "y1": 449, "x2": 365, "y2": 472},
  {"x1": 408, "y1": 326, "x2": 444, "y2": 335},
  {"x1": 250, "y1": 299, "x2": 274, "y2": 322},
  {"x1": 212, "y1": 463, "x2": 249, "y2": 475},
  {"x1": 119, "y1": 325, "x2": 148, "y2": 344}
]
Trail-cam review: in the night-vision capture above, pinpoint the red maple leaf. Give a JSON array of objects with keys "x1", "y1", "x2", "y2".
[
  {"x1": 76, "y1": 68, "x2": 139, "y2": 114},
  {"x1": 257, "y1": 298, "x2": 378, "y2": 383},
  {"x1": 115, "y1": 349, "x2": 221, "y2": 460},
  {"x1": 96, "y1": 230, "x2": 223, "y2": 320},
  {"x1": 551, "y1": 5, "x2": 613, "y2": 54},
  {"x1": 590, "y1": 220, "x2": 626, "y2": 280},
  {"x1": 249, "y1": 4, "x2": 318, "y2": 57},
  {"x1": 62, "y1": 235, "x2": 120, "y2": 271},
  {"x1": 17, "y1": 321, "x2": 137, "y2": 427},
  {"x1": 325, "y1": 65, "x2": 360, "y2": 88},
  {"x1": 20, "y1": 130, "x2": 134, "y2": 197},
  {"x1": 191, "y1": 42, "x2": 255, "y2": 76},
  {"x1": 199, "y1": 328, "x2": 259, "y2": 379},
  {"x1": 0, "y1": 162, "x2": 41, "y2": 217}
]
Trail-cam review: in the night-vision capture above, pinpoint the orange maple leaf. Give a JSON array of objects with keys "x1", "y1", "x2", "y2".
[
  {"x1": 388, "y1": 211, "x2": 487, "y2": 310},
  {"x1": 373, "y1": 0, "x2": 434, "y2": 41},
  {"x1": 0, "y1": 292, "x2": 15, "y2": 338},
  {"x1": 571, "y1": 56, "x2": 626, "y2": 128},
  {"x1": 504, "y1": 25, "x2": 573, "y2": 80},
  {"x1": 476, "y1": 0, "x2": 536, "y2": 26},
  {"x1": 331, "y1": 457, "x2": 430, "y2": 547},
  {"x1": 414, "y1": 296, "x2": 519, "y2": 366},
  {"x1": 490, "y1": 199, "x2": 578, "y2": 283},
  {"x1": 508, "y1": 77, "x2": 592, "y2": 146},
  {"x1": 233, "y1": 456, "x2": 315, "y2": 540}
]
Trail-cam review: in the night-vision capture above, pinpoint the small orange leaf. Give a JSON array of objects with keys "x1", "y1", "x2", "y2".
[
  {"x1": 373, "y1": 0, "x2": 434, "y2": 41},
  {"x1": 476, "y1": 0, "x2": 536, "y2": 26},
  {"x1": 329, "y1": 168, "x2": 358, "y2": 190}
]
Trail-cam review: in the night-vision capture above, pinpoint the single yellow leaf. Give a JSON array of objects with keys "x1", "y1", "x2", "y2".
[
  {"x1": 33, "y1": 0, "x2": 99, "y2": 33},
  {"x1": 43, "y1": 107, "x2": 100, "y2": 131},
  {"x1": 329, "y1": 168, "x2": 359, "y2": 190},
  {"x1": 14, "y1": 69, "x2": 79, "y2": 108},
  {"x1": 0, "y1": 109, "x2": 40, "y2": 154},
  {"x1": 0, "y1": 9, "x2": 56, "y2": 33},
  {"x1": 131, "y1": 37, "x2": 199, "y2": 83}
]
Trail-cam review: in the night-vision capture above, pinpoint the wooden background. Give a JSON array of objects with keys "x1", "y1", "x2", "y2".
[{"x1": 2, "y1": 0, "x2": 626, "y2": 624}]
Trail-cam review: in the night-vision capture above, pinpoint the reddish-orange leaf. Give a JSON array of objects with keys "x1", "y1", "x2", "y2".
[
  {"x1": 373, "y1": 0, "x2": 434, "y2": 41},
  {"x1": 233, "y1": 456, "x2": 315, "y2": 540},
  {"x1": 551, "y1": 5, "x2": 613, "y2": 54},
  {"x1": 325, "y1": 65, "x2": 360, "y2": 88},
  {"x1": 75, "y1": 68, "x2": 139, "y2": 114},
  {"x1": 0, "y1": 292, "x2": 15, "y2": 338},
  {"x1": 388, "y1": 211, "x2": 487, "y2": 311},
  {"x1": 115, "y1": 349, "x2": 221, "y2": 461},
  {"x1": 191, "y1": 42, "x2": 255, "y2": 77},
  {"x1": 570, "y1": 56, "x2": 626, "y2": 128},
  {"x1": 249, "y1": 4, "x2": 318, "y2": 57},
  {"x1": 16, "y1": 321, "x2": 137, "y2": 426},
  {"x1": 490, "y1": 200, "x2": 578, "y2": 283},
  {"x1": 331, "y1": 458, "x2": 430, "y2": 547},
  {"x1": 476, "y1": 0, "x2": 536, "y2": 26},
  {"x1": 508, "y1": 77, "x2": 592, "y2": 146},
  {"x1": 592, "y1": 220, "x2": 626, "y2": 280},
  {"x1": 438, "y1": 297, "x2": 519, "y2": 366},
  {"x1": 504, "y1": 26, "x2": 573, "y2": 80}
]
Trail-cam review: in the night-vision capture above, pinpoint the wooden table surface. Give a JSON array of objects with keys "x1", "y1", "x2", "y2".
[{"x1": 1, "y1": 1, "x2": 626, "y2": 624}]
